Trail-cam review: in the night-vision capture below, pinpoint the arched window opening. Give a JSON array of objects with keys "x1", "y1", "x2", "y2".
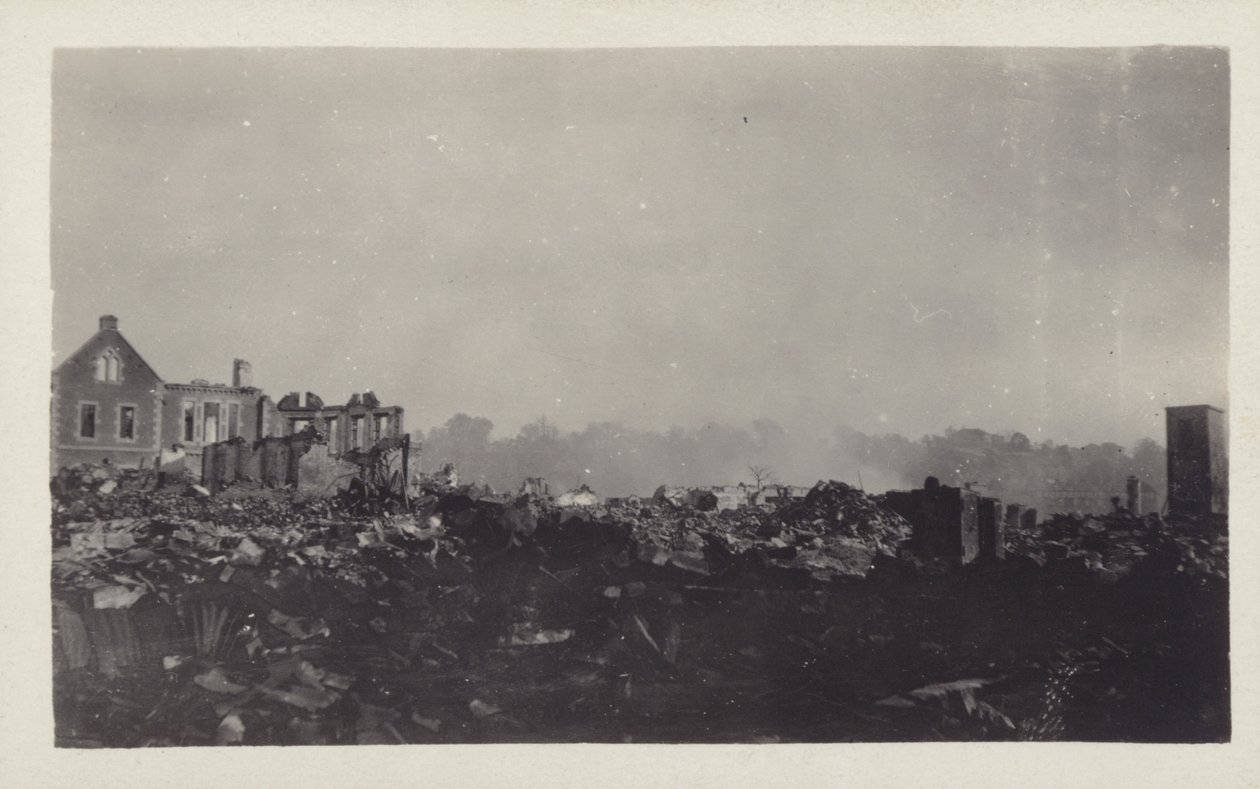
[{"x1": 95, "y1": 350, "x2": 122, "y2": 383}]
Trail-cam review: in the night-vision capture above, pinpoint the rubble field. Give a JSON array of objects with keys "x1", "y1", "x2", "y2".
[{"x1": 51, "y1": 464, "x2": 1229, "y2": 745}]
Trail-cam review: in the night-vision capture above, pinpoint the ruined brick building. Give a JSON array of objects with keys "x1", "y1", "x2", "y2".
[
  {"x1": 272, "y1": 390, "x2": 404, "y2": 454},
  {"x1": 50, "y1": 315, "x2": 165, "y2": 470},
  {"x1": 159, "y1": 358, "x2": 270, "y2": 455},
  {"x1": 51, "y1": 315, "x2": 404, "y2": 471}
]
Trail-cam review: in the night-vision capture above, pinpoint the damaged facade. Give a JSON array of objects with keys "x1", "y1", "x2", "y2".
[
  {"x1": 51, "y1": 316, "x2": 405, "y2": 472},
  {"x1": 159, "y1": 358, "x2": 269, "y2": 466},
  {"x1": 273, "y1": 390, "x2": 404, "y2": 454}
]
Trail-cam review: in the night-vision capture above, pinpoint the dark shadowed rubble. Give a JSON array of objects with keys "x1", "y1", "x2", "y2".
[
  {"x1": 1004, "y1": 510, "x2": 1227, "y2": 581},
  {"x1": 50, "y1": 467, "x2": 1229, "y2": 746}
]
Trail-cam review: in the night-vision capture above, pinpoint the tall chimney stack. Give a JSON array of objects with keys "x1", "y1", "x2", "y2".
[
  {"x1": 1166, "y1": 404, "x2": 1228, "y2": 516},
  {"x1": 233, "y1": 358, "x2": 253, "y2": 388},
  {"x1": 99, "y1": 315, "x2": 118, "y2": 331}
]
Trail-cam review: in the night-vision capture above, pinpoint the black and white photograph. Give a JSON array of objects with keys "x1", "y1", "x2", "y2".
[{"x1": 4, "y1": 1, "x2": 1258, "y2": 785}]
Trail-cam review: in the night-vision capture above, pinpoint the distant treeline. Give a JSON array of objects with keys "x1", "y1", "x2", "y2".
[{"x1": 414, "y1": 415, "x2": 1166, "y2": 514}]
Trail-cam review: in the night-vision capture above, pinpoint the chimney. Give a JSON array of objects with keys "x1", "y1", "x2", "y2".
[
  {"x1": 233, "y1": 358, "x2": 253, "y2": 388},
  {"x1": 1125, "y1": 476, "x2": 1141, "y2": 513},
  {"x1": 99, "y1": 315, "x2": 119, "y2": 331},
  {"x1": 1166, "y1": 404, "x2": 1228, "y2": 516}
]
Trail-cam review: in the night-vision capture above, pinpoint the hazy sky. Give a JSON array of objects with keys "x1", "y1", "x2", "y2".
[{"x1": 51, "y1": 47, "x2": 1228, "y2": 447}]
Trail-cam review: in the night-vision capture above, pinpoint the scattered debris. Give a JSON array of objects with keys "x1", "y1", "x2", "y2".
[
  {"x1": 51, "y1": 464, "x2": 1229, "y2": 745},
  {"x1": 92, "y1": 585, "x2": 146, "y2": 610},
  {"x1": 216, "y1": 713, "x2": 246, "y2": 745},
  {"x1": 469, "y1": 699, "x2": 502, "y2": 719},
  {"x1": 556, "y1": 484, "x2": 600, "y2": 507},
  {"x1": 194, "y1": 667, "x2": 249, "y2": 695},
  {"x1": 1005, "y1": 510, "x2": 1227, "y2": 580}
]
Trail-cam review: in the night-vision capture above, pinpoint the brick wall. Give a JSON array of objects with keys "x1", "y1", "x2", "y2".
[{"x1": 51, "y1": 329, "x2": 164, "y2": 470}]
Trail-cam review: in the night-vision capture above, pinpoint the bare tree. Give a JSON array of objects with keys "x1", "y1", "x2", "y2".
[{"x1": 747, "y1": 464, "x2": 775, "y2": 492}]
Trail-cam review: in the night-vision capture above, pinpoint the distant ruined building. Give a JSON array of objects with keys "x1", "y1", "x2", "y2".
[{"x1": 50, "y1": 315, "x2": 405, "y2": 471}]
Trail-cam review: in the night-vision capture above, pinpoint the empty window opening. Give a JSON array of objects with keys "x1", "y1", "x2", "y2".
[
  {"x1": 204, "y1": 402, "x2": 220, "y2": 444},
  {"x1": 118, "y1": 405, "x2": 135, "y2": 440},
  {"x1": 79, "y1": 404, "x2": 96, "y2": 438},
  {"x1": 182, "y1": 402, "x2": 195, "y2": 442},
  {"x1": 94, "y1": 350, "x2": 121, "y2": 382}
]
